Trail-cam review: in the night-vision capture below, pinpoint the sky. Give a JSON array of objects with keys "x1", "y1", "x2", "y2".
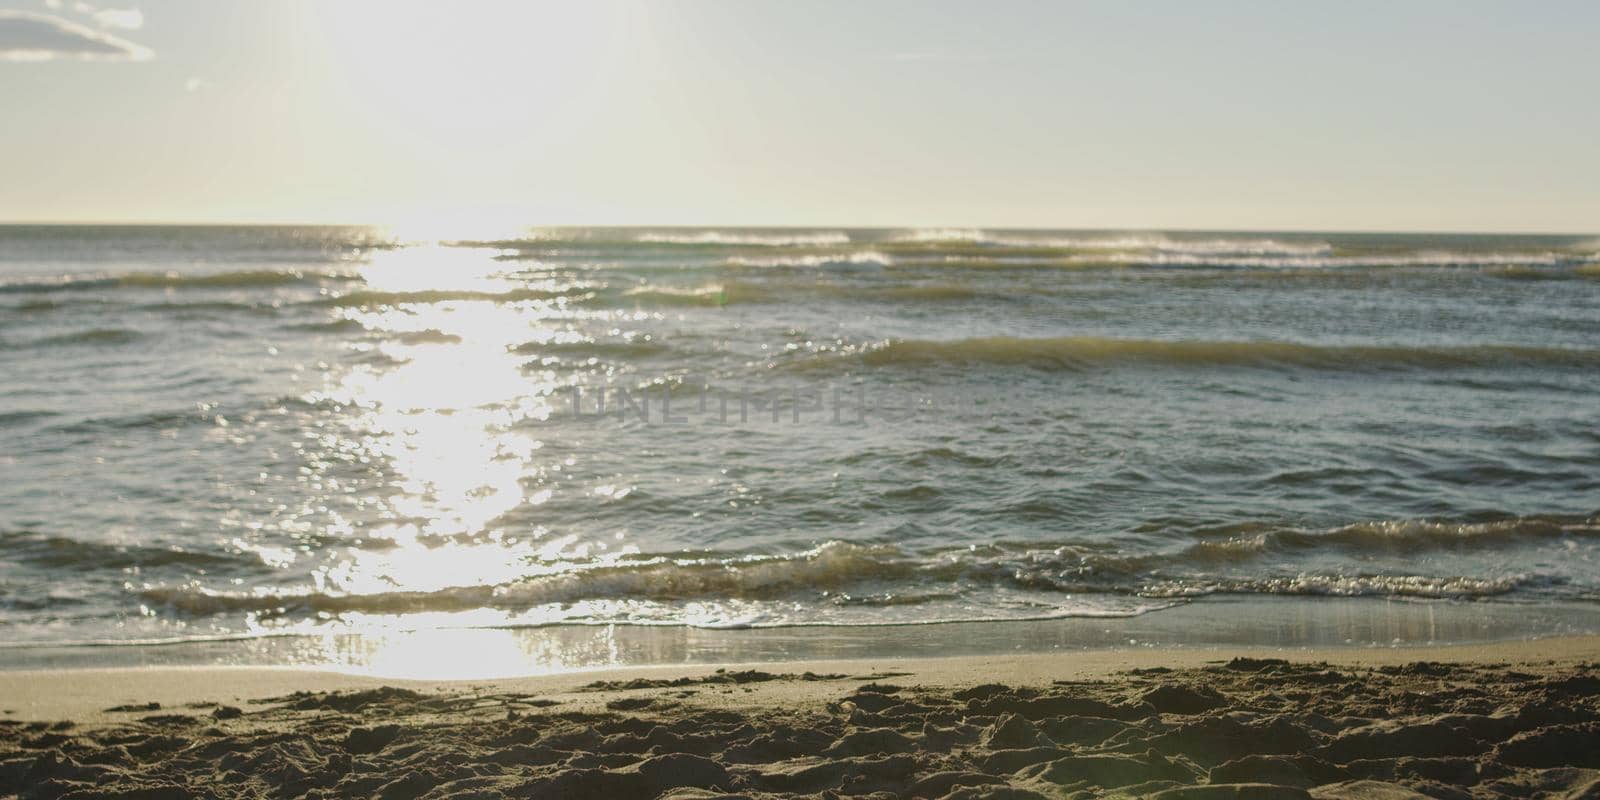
[{"x1": 1, "y1": 0, "x2": 1598, "y2": 233}]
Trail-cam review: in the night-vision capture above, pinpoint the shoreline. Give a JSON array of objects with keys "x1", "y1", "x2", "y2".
[
  {"x1": 5, "y1": 595, "x2": 1597, "y2": 679},
  {"x1": 7, "y1": 633, "x2": 1600, "y2": 723}
]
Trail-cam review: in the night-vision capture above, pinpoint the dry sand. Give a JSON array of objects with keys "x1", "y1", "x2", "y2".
[{"x1": 3, "y1": 636, "x2": 1599, "y2": 798}]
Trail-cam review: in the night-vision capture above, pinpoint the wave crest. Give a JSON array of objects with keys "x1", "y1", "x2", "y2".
[
  {"x1": 0, "y1": 269, "x2": 356, "y2": 294},
  {"x1": 130, "y1": 514, "x2": 1586, "y2": 625},
  {"x1": 635, "y1": 230, "x2": 852, "y2": 247},
  {"x1": 831, "y1": 336, "x2": 1600, "y2": 372},
  {"x1": 727, "y1": 251, "x2": 892, "y2": 269}
]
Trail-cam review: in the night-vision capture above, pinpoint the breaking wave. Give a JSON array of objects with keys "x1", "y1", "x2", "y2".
[
  {"x1": 634, "y1": 230, "x2": 852, "y2": 247},
  {"x1": 887, "y1": 229, "x2": 1335, "y2": 256},
  {"x1": 613, "y1": 281, "x2": 780, "y2": 306},
  {"x1": 132, "y1": 515, "x2": 1589, "y2": 624},
  {"x1": 727, "y1": 251, "x2": 894, "y2": 269},
  {"x1": 824, "y1": 336, "x2": 1600, "y2": 372},
  {"x1": 0, "y1": 269, "x2": 357, "y2": 293},
  {"x1": 1120, "y1": 250, "x2": 1595, "y2": 270}
]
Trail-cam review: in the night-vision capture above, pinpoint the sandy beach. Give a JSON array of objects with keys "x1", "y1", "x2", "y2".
[{"x1": 4, "y1": 636, "x2": 1599, "y2": 798}]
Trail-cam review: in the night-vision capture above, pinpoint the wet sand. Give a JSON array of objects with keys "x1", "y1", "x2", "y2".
[{"x1": 3, "y1": 636, "x2": 1599, "y2": 798}]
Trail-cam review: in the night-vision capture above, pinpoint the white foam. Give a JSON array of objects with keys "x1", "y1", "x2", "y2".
[
  {"x1": 727, "y1": 251, "x2": 894, "y2": 268},
  {"x1": 636, "y1": 231, "x2": 852, "y2": 247}
]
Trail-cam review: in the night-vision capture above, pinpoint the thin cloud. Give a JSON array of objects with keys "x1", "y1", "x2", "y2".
[
  {"x1": 91, "y1": 7, "x2": 143, "y2": 30},
  {"x1": 65, "y1": 1, "x2": 144, "y2": 31},
  {"x1": 0, "y1": 9, "x2": 151, "y2": 61}
]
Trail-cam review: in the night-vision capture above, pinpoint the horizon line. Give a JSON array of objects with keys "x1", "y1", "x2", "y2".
[{"x1": 0, "y1": 220, "x2": 1595, "y2": 238}]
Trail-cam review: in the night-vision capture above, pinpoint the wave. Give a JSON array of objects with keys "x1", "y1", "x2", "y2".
[
  {"x1": 137, "y1": 542, "x2": 929, "y2": 617},
  {"x1": 0, "y1": 269, "x2": 357, "y2": 294},
  {"x1": 727, "y1": 251, "x2": 893, "y2": 269},
  {"x1": 134, "y1": 300, "x2": 273, "y2": 314},
  {"x1": 1171, "y1": 515, "x2": 1600, "y2": 565},
  {"x1": 44, "y1": 409, "x2": 210, "y2": 434},
  {"x1": 886, "y1": 229, "x2": 1335, "y2": 256},
  {"x1": 977, "y1": 251, "x2": 1589, "y2": 271},
  {"x1": 132, "y1": 513, "x2": 1584, "y2": 622},
  {"x1": 1118, "y1": 250, "x2": 1594, "y2": 270},
  {"x1": 618, "y1": 278, "x2": 987, "y2": 305},
  {"x1": 1276, "y1": 515, "x2": 1600, "y2": 551},
  {"x1": 618, "y1": 283, "x2": 770, "y2": 306},
  {"x1": 287, "y1": 317, "x2": 368, "y2": 333},
  {"x1": 0, "y1": 409, "x2": 60, "y2": 426},
  {"x1": 813, "y1": 336, "x2": 1600, "y2": 372},
  {"x1": 874, "y1": 253, "x2": 1600, "y2": 273},
  {"x1": 839, "y1": 231, "x2": 1600, "y2": 272},
  {"x1": 509, "y1": 337, "x2": 672, "y2": 359},
  {"x1": 634, "y1": 230, "x2": 852, "y2": 247},
  {"x1": 0, "y1": 530, "x2": 255, "y2": 572},
  {"x1": 7, "y1": 327, "x2": 145, "y2": 349},
  {"x1": 135, "y1": 563, "x2": 1523, "y2": 622},
  {"x1": 318, "y1": 287, "x2": 590, "y2": 307},
  {"x1": 1134, "y1": 573, "x2": 1527, "y2": 599},
  {"x1": 457, "y1": 230, "x2": 854, "y2": 250},
  {"x1": 848, "y1": 284, "x2": 985, "y2": 302}
]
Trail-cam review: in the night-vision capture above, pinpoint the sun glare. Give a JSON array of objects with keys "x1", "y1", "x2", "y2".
[{"x1": 286, "y1": 244, "x2": 588, "y2": 625}]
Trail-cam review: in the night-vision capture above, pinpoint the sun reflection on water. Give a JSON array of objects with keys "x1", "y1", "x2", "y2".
[
  {"x1": 290, "y1": 625, "x2": 631, "y2": 681},
  {"x1": 289, "y1": 246, "x2": 587, "y2": 621}
]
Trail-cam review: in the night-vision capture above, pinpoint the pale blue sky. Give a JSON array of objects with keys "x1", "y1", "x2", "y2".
[{"x1": 2, "y1": 0, "x2": 1597, "y2": 232}]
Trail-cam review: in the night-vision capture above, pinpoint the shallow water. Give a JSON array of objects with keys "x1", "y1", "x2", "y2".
[{"x1": 1, "y1": 226, "x2": 1598, "y2": 655}]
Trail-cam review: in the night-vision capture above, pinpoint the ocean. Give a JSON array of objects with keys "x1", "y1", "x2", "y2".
[{"x1": 2, "y1": 225, "x2": 1598, "y2": 674}]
